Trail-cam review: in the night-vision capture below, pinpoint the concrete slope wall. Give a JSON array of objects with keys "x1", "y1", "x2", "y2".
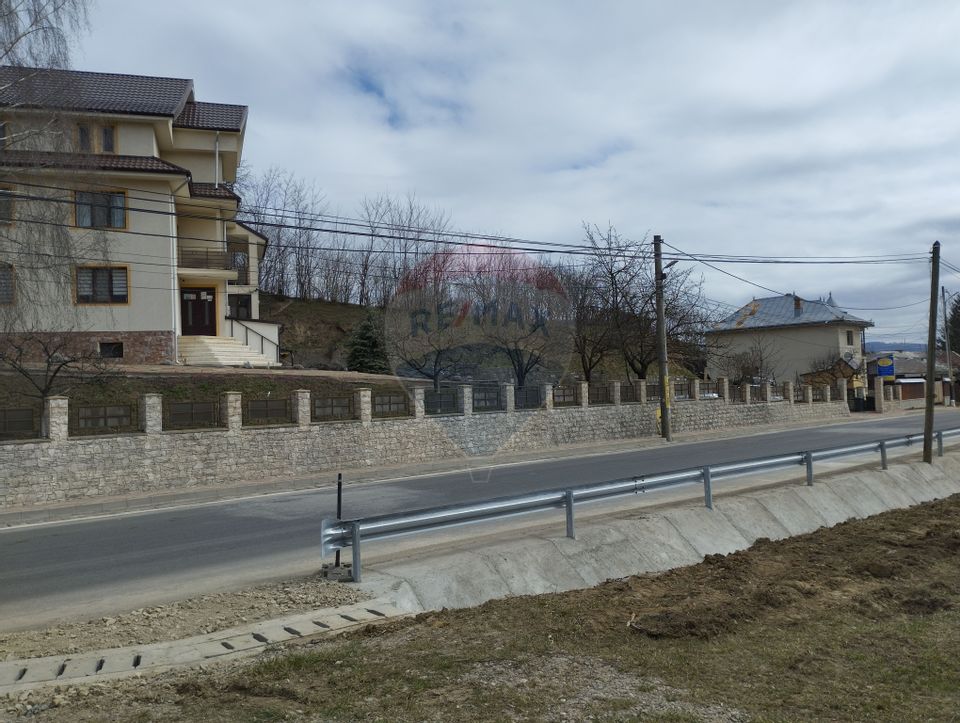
[{"x1": 369, "y1": 455, "x2": 960, "y2": 612}]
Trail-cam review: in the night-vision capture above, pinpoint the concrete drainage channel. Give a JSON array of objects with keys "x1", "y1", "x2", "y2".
[
  {"x1": 0, "y1": 601, "x2": 408, "y2": 695},
  {"x1": 4, "y1": 452, "x2": 960, "y2": 696}
]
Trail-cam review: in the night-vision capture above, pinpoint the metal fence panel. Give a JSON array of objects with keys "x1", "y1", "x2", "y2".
[
  {"x1": 514, "y1": 386, "x2": 543, "y2": 410},
  {"x1": 71, "y1": 403, "x2": 137, "y2": 436},
  {"x1": 373, "y1": 392, "x2": 411, "y2": 418},
  {"x1": 646, "y1": 382, "x2": 661, "y2": 401},
  {"x1": 620, "y1": 384, "x2": 640, "y2": 404},
  {"x1": 164, "y1": 401, "x2": 220, "y2": 430},
  {"x1": 700, "y1": 382, "x2": 720, "y2": 399},
  {"x1": 552, "y1": 385, "x2": 580, "y2": 407},
  {"x1": 0, "y1": 407, "x2": 36, "y2": 439},
  {"x1": 424, "y1": 388, "x2": 462, "y2": 415},
  {"x1": 472, "y1": 385, "x2": 503, "y2": 413},
  {"x1": 243, "y1": 398, "x2": 292, "y2": 425},
  {"x1": 673, "y1": 381, "x2": 691, "y2": 401},
  {"x1": 313, "y1": 395, "x2": 356, "y2": 422},
  {"x1": 588, "y1": 383, "x2": 612, "y2": 405}
]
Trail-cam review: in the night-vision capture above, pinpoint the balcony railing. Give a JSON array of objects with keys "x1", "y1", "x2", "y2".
[{"x1": 178, "y1": 249, "x2": 234, "y2": 271}]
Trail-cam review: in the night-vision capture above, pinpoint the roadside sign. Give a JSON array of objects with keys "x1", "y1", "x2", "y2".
[{"x1": 877, "y1": 356, "x2": 895, "y2": 377}]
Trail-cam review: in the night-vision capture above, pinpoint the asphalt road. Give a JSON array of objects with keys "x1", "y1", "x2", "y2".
[{"x1": 3, "y1": 410, "x2": 960, "y2": 629}]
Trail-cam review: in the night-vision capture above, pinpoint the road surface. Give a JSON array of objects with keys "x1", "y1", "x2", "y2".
[{"x1": 2, "y1": 411, "x2": 959, "y2": 629}]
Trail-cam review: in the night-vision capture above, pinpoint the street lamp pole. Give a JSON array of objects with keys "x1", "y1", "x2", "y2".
[{"x1": 943, "y1": 286, "x2": 955, "y2": 407}]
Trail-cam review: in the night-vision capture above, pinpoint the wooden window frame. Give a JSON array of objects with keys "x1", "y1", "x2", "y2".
[
  {"x1": 100, "y1": 125, "x2": 116, "y2": 154},
  {"x1": 74, "y1": 189, "x2": 127, "y2": 230},
  {"x1": 74, "y1": 265, "x2": 130, "y2": 306},
  {"x1": 76, "y1": 122, "x2": 117, "y2": 154}
]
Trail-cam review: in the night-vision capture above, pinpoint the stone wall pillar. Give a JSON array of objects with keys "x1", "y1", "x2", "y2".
[
  {"x1": 884, "y1": 385, "x2": 893, "y2": 402},
  {"x1": 639, "y1": 381, "x2": 648, "y2": 404},
  {"x1": 691, "y1": 379, "x2": 701, "y2": 401},
  {"x1": 761, "y1": 383, "x2": 772, "y2": 403},
  {"x1": 579, "y1": 381, "x2": 589, "y2": 408},
  {"x1": 836, "y1": 379, "x2": 848, "y2": 402},
  {"x1": 413, "y1": 388, "x2": 426, "y2": 419},
  {"x1": 873, "y1": 376, "x2": 884, "y2": 414},
  {"x1": 719, "y1": 377, "x2": 729, "y2": 404},
  {"x1": 743, "y1": 384, "x2": 752, "y2": 405},
  {"x1": 355, "y1": 388, "x2": 372, "y2": 426},
  {"x1": 611, "y1": 381, "x2": 622, "y2": 406},
  {"x1": 140, "y1": 393, "x2": 163, "y2": 434},
  {"x1": 458, "y1": 384, "x2": 473, "y2": 416},
  {"x1": 894, "y1": 385, "x2": 903, "y2": 403},
  {"x1": 803, "y1": 385, "x2": 813, "y2": 404},
  {"x1": 935, "y1": 378, "x2": 944, "y2": 404},
  {"x1": 42, "y1": 396, "x2": 69, "y2": 442},
  {"x1": 542, "y1": 383, "x2": 554, "y2": 411},
  {"x1": 784, "y1": 382, "x2": 794, "y2": 405},
  {"x1": 219, "y1": 391, "x2": 242, "y2": 432},
  {"x1": 291, "y1": 389, "x2": 311, "y2": 428},
  {"x1": 822, "y1": 385, "x2": 832, "y2": 403},
  {"x1": 502, "y1": 383, "x2": 515, "y2": 413}
]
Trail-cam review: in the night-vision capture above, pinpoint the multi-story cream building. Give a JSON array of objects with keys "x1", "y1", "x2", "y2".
[
  {"x1": 705, "y1": 293, "x2": 873, "y2": 392},
  {"x1": 0, "y1": 67, "x2": 278, "y2": 366}
]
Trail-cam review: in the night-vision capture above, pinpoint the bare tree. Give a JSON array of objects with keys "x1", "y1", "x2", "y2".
[{"x1": 712, "y1": 335, "x2": 785, "y2": 385}]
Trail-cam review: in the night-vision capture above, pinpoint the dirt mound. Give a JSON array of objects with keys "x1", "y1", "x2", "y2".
[{"x1": 619, "y1": 497, "x2": 960, "y2": 640}]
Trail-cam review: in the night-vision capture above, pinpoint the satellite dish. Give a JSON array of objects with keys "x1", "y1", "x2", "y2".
[{"x1": 843, "y1": 351, "x2": 854, "y2": 361}]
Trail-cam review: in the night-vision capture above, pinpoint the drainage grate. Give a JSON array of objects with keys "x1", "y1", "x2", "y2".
[
  {"x1": 95, "y1": 658, "x2": 105, "y2": 673},
  {"x1": 312, "y1": 621, "x2": 330, "y2": 629},
  {"x1": 15, "y1": 668, "x2": 26, "y2": 682},
  {"x1": 55, "y1": 663, "x2": 67, "y2": 678},
  {"x1": 221, "y1": 642, "x2": 235, "y2": 650},
  {"x1": 365, "y1": 608, "x2": 386, "y2": 617},
  {"x1": 282, "y1": 626, "x2": 302, "y2": 637},
  {"x1": 339, "y1": 614, "x2": 358, "y2": 622},
  {"x1": 252, "y1": 633, "x2": 269, "y2": 643},
  {"x1": 132, "y1": 655, "x2": 142, "y2": 669}
]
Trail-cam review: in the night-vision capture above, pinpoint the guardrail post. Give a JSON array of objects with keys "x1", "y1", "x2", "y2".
[
  {"x1": 879, "y1": 441, "x2": 888, "y2": 470},
  {"x1": 413, "y1": 388, "x2": 425, "y2": 419},
  {"x1": 502, "y1": 383, "x2": 515, "y2": 413},
  {"x1": 564, "y1": 490, "x2": 576, "y2": 539},
  {"x1": 611, "y1": 380, "x2": 622, "y2": 406},
  {"x1": 804, "y1": 451, "x2": 814, "y2": 485},
  {"x1": 350, "y1": 522, "x2": 362, "y2": 583},
  {"x1": 702, "y1": 466, "x2": 713, "y2": 509},
  {"x1": 937, "y1": 431, "x2": 944, "y2": 457},
  {"x1": 579, "y1": 381, "x2": 589, "y2": 408}
]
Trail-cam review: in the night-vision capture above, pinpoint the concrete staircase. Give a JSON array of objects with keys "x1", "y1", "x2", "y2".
[{"x1": 177, "y1": 335, "x2": 276, "y2": 368}]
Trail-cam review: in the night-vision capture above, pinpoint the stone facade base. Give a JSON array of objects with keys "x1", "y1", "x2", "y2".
[{"x1": 0, "y1": 330, "x2": 175, "y2": 364}]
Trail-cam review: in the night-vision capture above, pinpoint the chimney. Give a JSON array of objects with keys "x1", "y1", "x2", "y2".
[{"x1": 794, "y1": 296, "x2": 802, "y2": 317}]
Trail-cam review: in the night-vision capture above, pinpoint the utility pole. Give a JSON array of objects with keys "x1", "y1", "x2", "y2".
[
  {"x1": 923, "y1": 241, "x2": 940, "y2": 463},
  {"x1": 654, "y1": 234, "x2": 671, "y2": 441},
  {"x1": 942, "y1": 286, "x2": 954, "y2": 407}
]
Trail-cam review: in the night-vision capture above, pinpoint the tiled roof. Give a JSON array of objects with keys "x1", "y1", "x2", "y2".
[
  {"x1": 174, "y1": 102, "x2": 246, "y2": 132},
  {"x1": 0, "y1": 150, "x2": 190, "y2": 175},
  {"x1": 712, "y1": 294, "x2": 872, "y2": 332},
  {"x1": 0, "y1": 66, "x2": 193, "y2": 117},
  {"x1": 189, "y1": 182, "x2": 240, "y2": 200}
]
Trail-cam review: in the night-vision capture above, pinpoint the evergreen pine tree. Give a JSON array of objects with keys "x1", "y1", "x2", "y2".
[{"x1": 346, "y1": 314, "x2": 391, "y2": 374}]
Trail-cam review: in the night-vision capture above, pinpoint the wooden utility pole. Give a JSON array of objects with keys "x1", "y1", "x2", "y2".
[
  {"x1": 654, "y1": 234, "x2": 671, "y2": 441},
  {"x1": 923, "y1": 241, "x2": 940, "y2": 463},
  {"x1": 942, "y1": 286, "x2": 954, "y2": 407}
]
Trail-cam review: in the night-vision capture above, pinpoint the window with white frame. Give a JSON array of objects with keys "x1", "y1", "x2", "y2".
[{"x1": 76, "y1": 266, "x2": 128, "y2": 304}]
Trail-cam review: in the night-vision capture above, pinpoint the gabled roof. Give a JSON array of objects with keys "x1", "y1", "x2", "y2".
[
  {"x1": 0, "y1": 67, "x2": 246, "y2": 131},
  {"x1": 0, "y1": 150, "x2": 190, "y2": 175},
  {"x1": 712, "y1": 294, "x2": 872, "y2": 332}
]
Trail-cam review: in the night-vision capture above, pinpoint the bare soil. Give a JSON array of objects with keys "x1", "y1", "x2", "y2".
[
  {"x1": 5, "y1": 494, "x2": 960, "y2": 721},
  {"x1": 0, "y1": 574, "x2": 369, "y2": 660}
]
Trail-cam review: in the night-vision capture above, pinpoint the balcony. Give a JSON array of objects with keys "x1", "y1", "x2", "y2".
[{"x1": 178, "y1": 249, "x2": 233, "y2": 270}]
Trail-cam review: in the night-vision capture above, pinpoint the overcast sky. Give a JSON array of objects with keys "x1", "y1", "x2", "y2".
[{"x1": 75, "y1": 1, "x2": 960, "y2": 342}]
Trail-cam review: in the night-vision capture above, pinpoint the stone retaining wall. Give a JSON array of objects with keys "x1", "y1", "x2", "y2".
[{"x1": 0, "y1": 383, "x2": 850, "y2": 508}]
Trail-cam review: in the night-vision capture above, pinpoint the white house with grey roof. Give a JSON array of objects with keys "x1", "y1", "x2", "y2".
[
  {"x1": 0, "y1": 66, "x2": 278, "y2": 366},
  {"x1": 705, "y1": 293, "x2": 873, "y2": 392}
]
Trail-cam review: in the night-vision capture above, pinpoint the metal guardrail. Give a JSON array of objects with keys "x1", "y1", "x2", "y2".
[{"x1": 321, "y1": 427, "x2": 960, "y2": 581}]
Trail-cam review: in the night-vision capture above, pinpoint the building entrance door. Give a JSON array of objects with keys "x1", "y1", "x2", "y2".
[{"x1": 180, "y1": 287, "x2": 216, "y2": 335}]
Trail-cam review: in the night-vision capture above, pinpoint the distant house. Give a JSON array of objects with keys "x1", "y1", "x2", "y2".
[
  {"x1": 705, "y1": 293, "x2": 873, "y2": 392},
  {"x1": 0, "y1": 66, "x2": 278, "y2": 366},
  {"x1": 866, "y1": 349, "x2": 960, "y2": 407}
]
